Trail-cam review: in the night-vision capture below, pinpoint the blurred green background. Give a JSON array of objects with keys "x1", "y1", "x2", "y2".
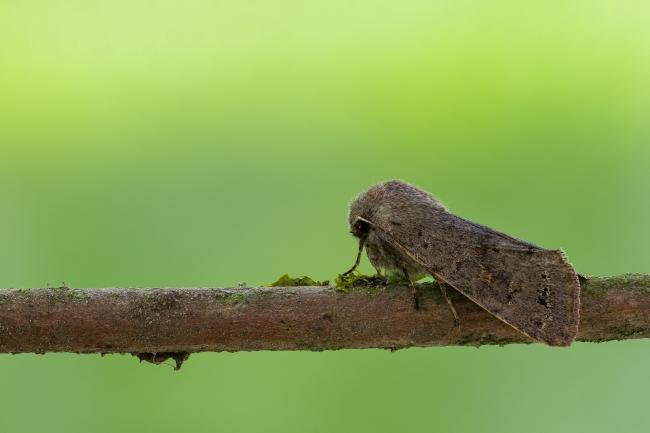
[{"x1": 1, "y1": 1, "x2": 649, "y2": 432}]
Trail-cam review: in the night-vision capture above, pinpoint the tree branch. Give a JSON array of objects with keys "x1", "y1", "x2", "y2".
[{"x1": 0, "y1": 274, "x2": 648, "y2": 357}]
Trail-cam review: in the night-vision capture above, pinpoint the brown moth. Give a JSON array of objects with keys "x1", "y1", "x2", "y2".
[{"x1": 345, "y1": 180, "x2": 581, "y2": 346}]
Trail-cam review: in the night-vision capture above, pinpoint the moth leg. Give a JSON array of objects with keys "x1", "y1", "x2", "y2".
[
  {"x1": 400, "y1": 266, "x2": 419, "y2": 311},
  {"x1": 343, "y1": 237, "x2": 366, "y2": 276},
  {"x1": 439, "y1": 283, "x2": 460, "y2": 326}
]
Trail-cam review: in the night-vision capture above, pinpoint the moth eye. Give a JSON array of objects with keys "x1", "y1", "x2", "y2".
[{"x1": 353, "y1": 219, "x2": 370, "y2": 237}]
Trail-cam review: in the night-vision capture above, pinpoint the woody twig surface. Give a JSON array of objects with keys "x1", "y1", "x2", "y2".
[{"x1": 0, "y1": 274, "x2": 648, "y2": 355}]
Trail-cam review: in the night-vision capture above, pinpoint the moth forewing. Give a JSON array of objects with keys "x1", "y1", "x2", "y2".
[{"x1": 372, "y1": 219, "x2": 580, "y2": 346}]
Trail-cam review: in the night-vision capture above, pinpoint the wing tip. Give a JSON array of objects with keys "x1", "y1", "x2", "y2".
[{"x1": 539, "y1": 249, "x2": 582, "y2": 347}]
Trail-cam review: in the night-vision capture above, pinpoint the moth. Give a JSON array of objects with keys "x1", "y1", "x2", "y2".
[{"x1": 344, "y1": 180, "x2": 581, "y2": 346}]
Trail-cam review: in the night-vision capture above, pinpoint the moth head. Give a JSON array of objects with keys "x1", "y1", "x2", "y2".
[
  {"x1": 348, "y1": 183, "x2": 385, "y2": 236},
  {"x1": 349, "y1": 216, "x2": 372, "y2": 240}
]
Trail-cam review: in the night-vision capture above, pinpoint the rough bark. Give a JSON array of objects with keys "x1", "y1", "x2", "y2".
[{"x1": 0, "y1": 274, "x2": 648, "y2": 357}]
